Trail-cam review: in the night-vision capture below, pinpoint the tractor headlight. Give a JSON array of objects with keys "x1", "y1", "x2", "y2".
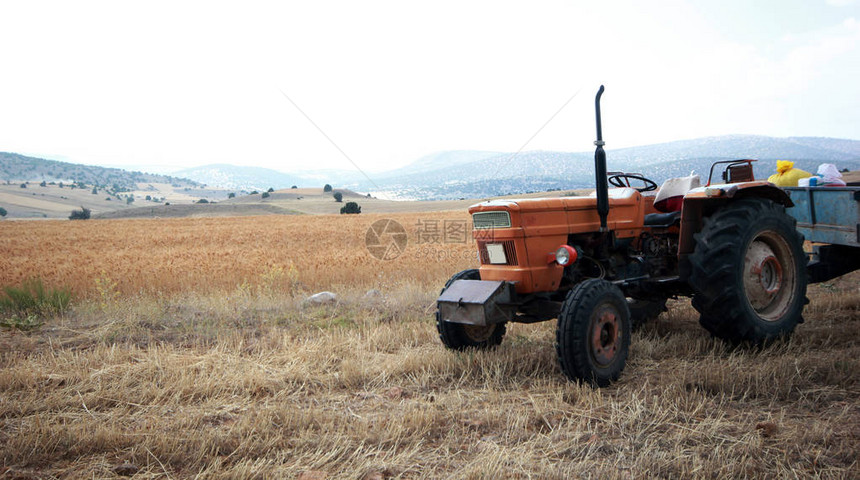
[{"x1": 555, "y1": 245, "x2": 578, "y2": 266}]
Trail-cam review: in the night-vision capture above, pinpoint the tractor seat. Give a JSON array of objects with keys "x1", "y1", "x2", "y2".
[
  {"x1": 653, "y1": 175, "x2": 701, "y2": 212},
  {"x1": 643, "y1": 211, "x2": 682, "y2": 228}
]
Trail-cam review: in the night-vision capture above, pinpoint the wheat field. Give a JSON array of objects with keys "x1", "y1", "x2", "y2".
[
  {"x1": 1, "y1": 214, "x2": 858, "y2": 478},
  {"x1": 0, "y1": 213, "x2": 473, "y2": 297}
]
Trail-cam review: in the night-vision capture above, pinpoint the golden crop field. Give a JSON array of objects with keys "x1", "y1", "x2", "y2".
[{"x1": 0, "y1": 212, "x2": 474, "y2": 297}]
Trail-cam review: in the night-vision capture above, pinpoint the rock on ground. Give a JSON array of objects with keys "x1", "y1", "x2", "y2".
[{"x1": 306, "y1": 291, "x2": 337, "y2": 305}]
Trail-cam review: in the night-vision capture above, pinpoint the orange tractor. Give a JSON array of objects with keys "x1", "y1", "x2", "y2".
[{"x1": 436, "y1": 86, "x2": 818, "y2": 386}]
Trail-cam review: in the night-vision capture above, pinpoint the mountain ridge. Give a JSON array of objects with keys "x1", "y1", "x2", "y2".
[
  {"x1": 353, "y1": 134, "x2": 860, "y2": 199},
  {"x1": 3, "y1": 134, "x2": 858, "y2": 200},
  {"x1": 0, "y1": 152, "x2": 201, "y2": 190}
]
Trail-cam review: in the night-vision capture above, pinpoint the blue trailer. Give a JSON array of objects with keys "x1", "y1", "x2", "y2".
[{"x1": 785, "y1": 186, "x2": 860, "y2": 283}]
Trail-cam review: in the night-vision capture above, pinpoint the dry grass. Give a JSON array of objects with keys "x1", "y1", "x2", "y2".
[
  {"x1": 1, "y1": 215, "x2": 858, "y2": 478},
  {"x1": 1, "y1": 278, "x2": 858, "y2": 478}
]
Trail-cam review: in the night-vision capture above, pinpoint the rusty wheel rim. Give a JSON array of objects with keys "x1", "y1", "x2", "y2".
[
  {"x1": 590, "y1": 304, "x2": 621, "y2": 367},
  {"x1": 463, "y1": 324, "x2": 496, "y2": 343},
  {"x1": 743, "y1": 231, "x2": 796, "y2": 322}
]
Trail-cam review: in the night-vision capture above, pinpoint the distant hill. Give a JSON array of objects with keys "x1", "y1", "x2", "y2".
[
  {"x1": 4, "y1": 134, "x2": 858, "y2": 203},
  {"x1": 0, "y1": 152, "x2": 201, "y2": 191},
  {"x1": 164, "y1": 136, "x2": 860, "y2": 199},
  {"x1": 353, "y1": 135, "x2": 860, "y2": 199}
]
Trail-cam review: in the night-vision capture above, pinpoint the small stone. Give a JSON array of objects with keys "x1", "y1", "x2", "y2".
[
  {"x1": 364, "y1": 289, "x2": 383, "y2": 298},
  {"x1": 306, "y1": 292, "x2": 337, "y2": 305}
]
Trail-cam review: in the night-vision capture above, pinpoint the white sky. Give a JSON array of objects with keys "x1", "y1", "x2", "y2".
[{"x1": 0, "y1": 0, "x2": 858, "y2": 173}]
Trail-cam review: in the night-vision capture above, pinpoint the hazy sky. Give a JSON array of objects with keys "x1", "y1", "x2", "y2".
[{"x1": 1, "y1": 0, "x2": 858, "y2": 173}]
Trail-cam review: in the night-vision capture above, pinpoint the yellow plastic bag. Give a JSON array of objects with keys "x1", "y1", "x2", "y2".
[{"x1": 768, "y1": 160, "x2": 812, "y2": 187}]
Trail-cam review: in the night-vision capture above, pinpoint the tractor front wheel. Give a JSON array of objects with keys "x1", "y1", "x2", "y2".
[
  {"x1": 689, "y1": 198, "x2": 807, "y2": 345},
  {"x1": 556, "y1": 279, "x2": 631, "y2": 387},
  {"x1": 436, "y1": 269, "x2": 506, "y2": 350}
]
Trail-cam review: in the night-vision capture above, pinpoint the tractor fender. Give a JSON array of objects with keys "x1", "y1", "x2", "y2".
[
  {"x1": 677, "y1": 182, "x2": 793, "y2": 259},
  {"x1": 683, "y1": 181, "x2": 793, "y2": 207},
  {"x1": 730, "y1": 184, "x2": 794, "y2": 208}
]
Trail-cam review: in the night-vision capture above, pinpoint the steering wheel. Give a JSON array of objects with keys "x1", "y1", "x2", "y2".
[{"x1": 608, "y1": 173, "x2": 658, "y2": 192}]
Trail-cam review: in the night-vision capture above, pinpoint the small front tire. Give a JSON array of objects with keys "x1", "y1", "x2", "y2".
[{"x1": 556, "y1": 279, "x2": 632, "y2": 387}]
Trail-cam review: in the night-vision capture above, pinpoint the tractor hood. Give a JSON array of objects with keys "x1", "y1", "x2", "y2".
[
  {"x1": 467, "y1": 188, "x2": 649, "y2": 239},
  {"x1": 469, "y1": 188, "x2": 641, "y2": 214}
]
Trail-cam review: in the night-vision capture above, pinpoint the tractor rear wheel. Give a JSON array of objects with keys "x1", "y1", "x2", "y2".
[
  {"x1": 436, "y1": 269, "x2": 506, "y2": 350},
  {"x1": 556, "y1": 279, "x2": 631, "y2": 387},
  {"x1": 689, "y1": 198, "x2": 807, "y2": 345}
]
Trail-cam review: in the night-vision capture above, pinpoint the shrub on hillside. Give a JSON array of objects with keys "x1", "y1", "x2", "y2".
[
  {"x1": 323, "y1": 184, "x2": 332, "y2": 192},
  {"x1": 197, "y1": 199, "x2": 209, "y2": 204},
  {"x1": 228, "y1": 192, "x2": 236, "y2": 199},
  {"x1": 333, "y1": 192, "x2": 343, "y2": 202},
  {"x1": 267, "y1": 187, "x2": 274, "y2": 193},
  {"x1": 0, "y1": 207, "x2": 6, "y2": 217},
  {"x1": 340, "y1": 202, "x2": 361, "y2": 214},
  {"x1": 262, "y1": 192, "x2": 270, "y2": 199},
  {"x1": 69, "y1": 206, "x2": 91, "y2": 220}
]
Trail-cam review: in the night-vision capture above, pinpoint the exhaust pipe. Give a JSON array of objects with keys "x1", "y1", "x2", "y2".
[{"x1": 593, "y1": 85, "x2": 609, "y2": 232}]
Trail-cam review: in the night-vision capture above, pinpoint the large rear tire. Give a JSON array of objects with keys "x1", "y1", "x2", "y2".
[
  {"x1": 556, "y1": 279, "x2": 631, "y2": 387},
  {"x1": 436, "y1": 269, "x2": 506, "y2": 350},
  {"x1": 689, "y1": 198, "x2": 807, "y2": 345}
]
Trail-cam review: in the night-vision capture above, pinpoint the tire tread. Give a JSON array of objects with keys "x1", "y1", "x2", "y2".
[
  {"x1": 688, "y1": 198, "x2": 807, "y2": 344},
  {"x1": 555, "y1": 279, "x2": 631, "y2": 387}
]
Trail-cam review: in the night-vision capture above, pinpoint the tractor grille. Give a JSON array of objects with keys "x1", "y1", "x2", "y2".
[
  {"x1": 477, "y1": 240, "x2": 518, "y2": 265},
  {"x1": 472, "y1": 211, "x2": 511, "y2": 229}
]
